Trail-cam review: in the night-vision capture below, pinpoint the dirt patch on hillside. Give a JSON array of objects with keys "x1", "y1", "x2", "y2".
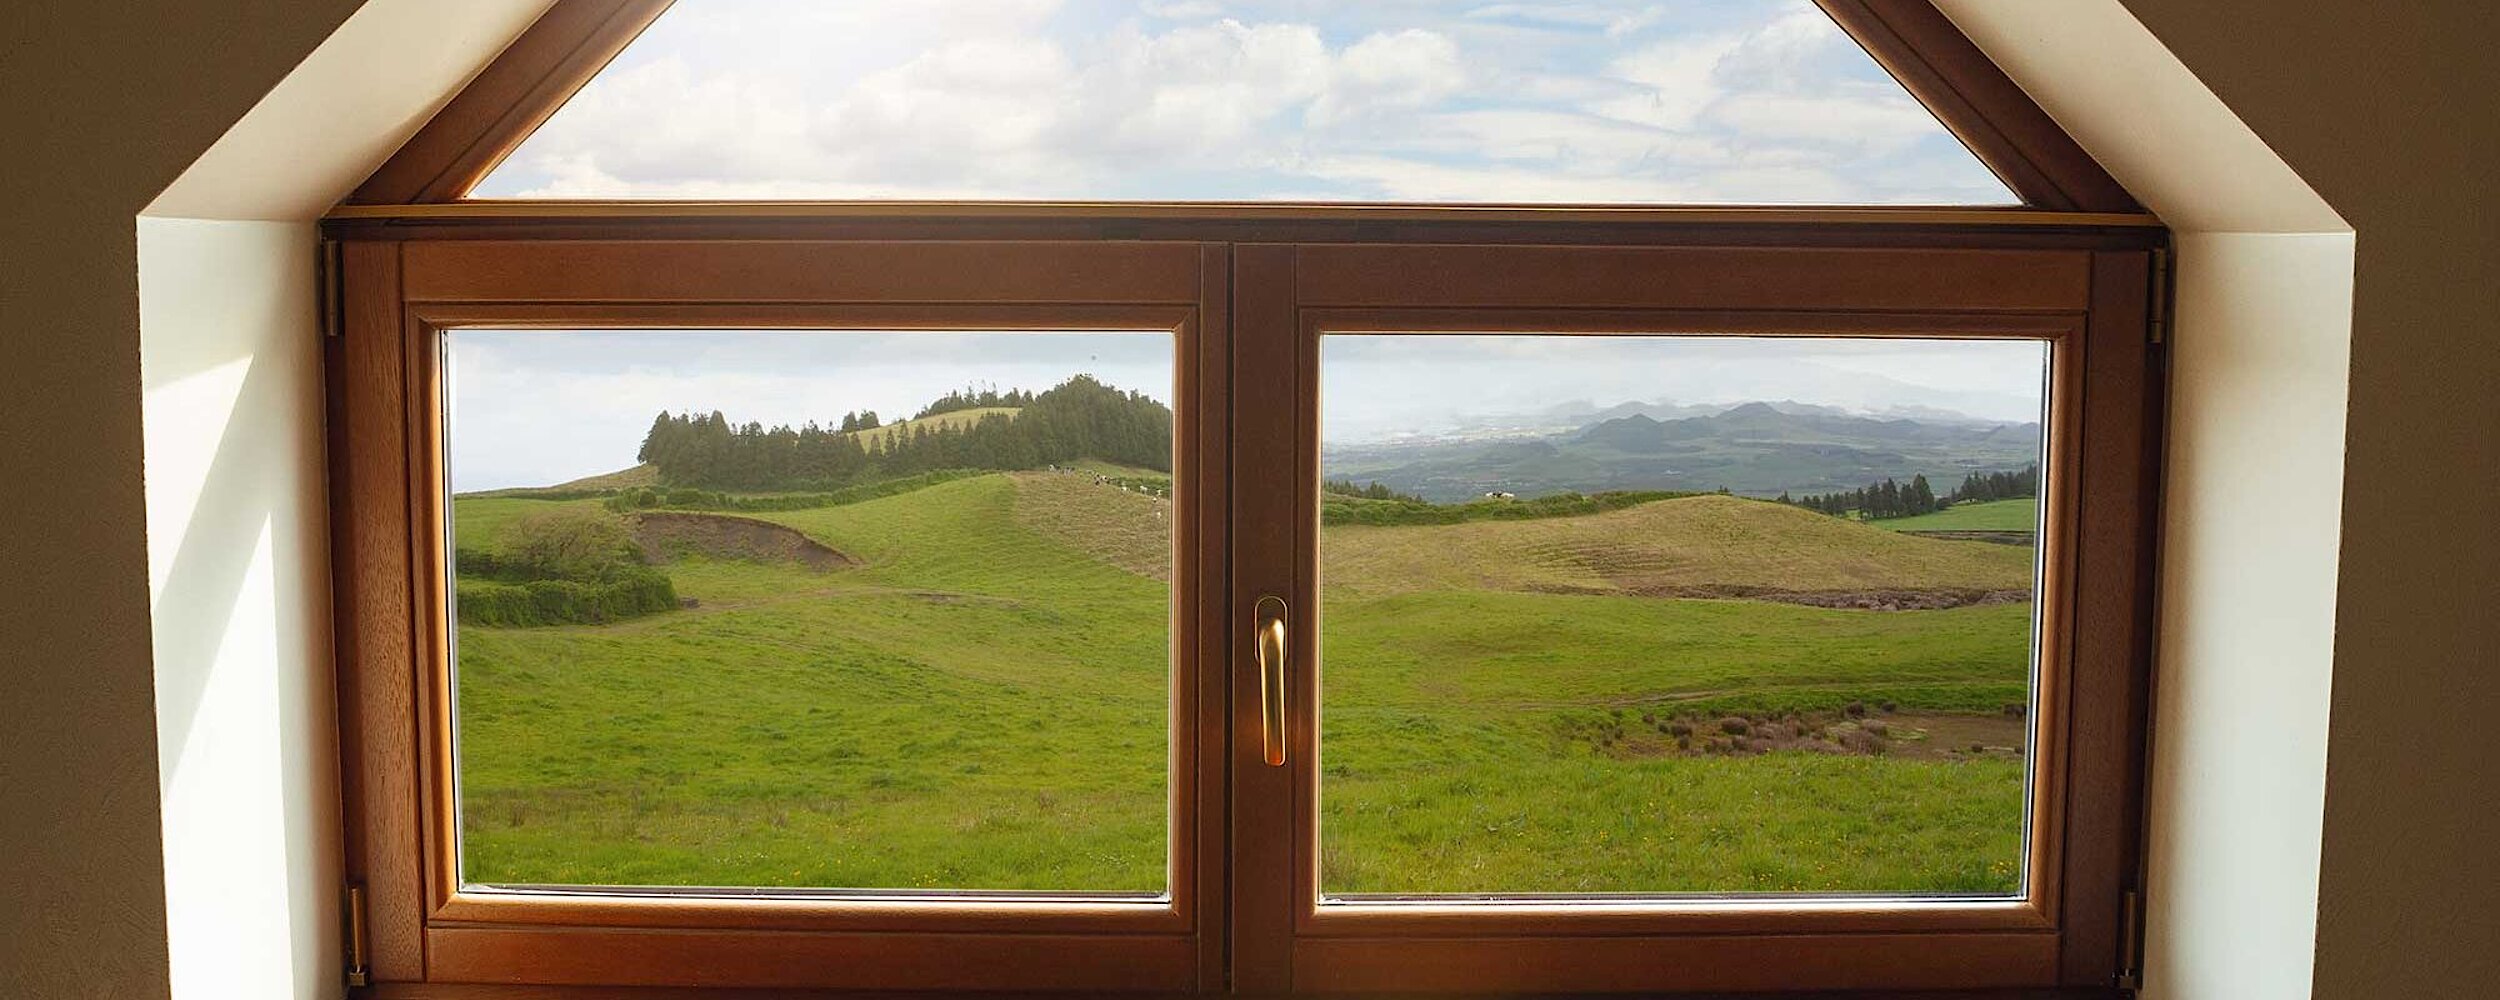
[
  {"x1": 627, "y1": 512, "x2": 855, "y2": 572},
  {"x1": 1900, "y1": 530, "x2": 2034, "y2": 546},
  {"x1": 1580, "y1": 706, "x2": 2029, "y2": 762},
  {"x1": 1534, "y1": 583, "x2": 2029, "y2": 611}
]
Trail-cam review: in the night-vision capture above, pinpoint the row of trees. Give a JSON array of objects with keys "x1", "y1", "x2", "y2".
[
  {"x1": 1778, "y1": 463, "x2": 2039, "y2": 520},
  {"x1": 1321, "y1": 478, "x2": 1425, "y2": 503},
  {"x1": 914, "y1": 384, "x2": 1037, "y2": 419},
  {"x1": 635, "y1": 375, "x2": 1171, "y2": 491},
  {"x1": 1948, "y1": 465, "x2": 2039, "y2": 505},
  {"x1": 1784, "y1": 475, "x2": 1944, "y2": 519}
]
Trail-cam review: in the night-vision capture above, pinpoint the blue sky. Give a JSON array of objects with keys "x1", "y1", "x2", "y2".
[{"x1": 472, "y1": 0, "x2": 2011, "y2": 204}]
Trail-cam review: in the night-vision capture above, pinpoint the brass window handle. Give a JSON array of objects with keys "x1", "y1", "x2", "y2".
[{"x1": 1255, "y1": 595, "x2": 1288, "y2": 767}]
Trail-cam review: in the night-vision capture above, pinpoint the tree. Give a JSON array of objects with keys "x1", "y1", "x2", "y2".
[{"x1": 504, "y1": 507, "x2": 635, "y2": 580}]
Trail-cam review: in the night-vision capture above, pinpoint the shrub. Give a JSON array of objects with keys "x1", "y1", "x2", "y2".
[
  {"x1": 454, "y1": 567, "x2": 676, "y2": 627},
  {"x1": 505, "y1": 507, "x2": 636, "y2": 580},
  {"x1": 453, "y1": 507, "x2": 675, "y2": 627},
  {"x1": 1718, "y1": 717, "x2": 1750, "y2": 736}
]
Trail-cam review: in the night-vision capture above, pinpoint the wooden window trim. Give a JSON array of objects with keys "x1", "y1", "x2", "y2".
[
  {"x1": 330, "y1": 229, "x2": 2159, "y2": 997},
  {"x1": 346, "y1": 0, "x2": 674, "y2": 204},
  {"x1": 331, "y1": 241, "x2": 1233, "y2": 991},
  {"x1": 1211, "y1": 244, "x2": 2153, "y2": 995},
  {"x1": 350, "y1": 0, "x2": 2132, "y2": 213}
]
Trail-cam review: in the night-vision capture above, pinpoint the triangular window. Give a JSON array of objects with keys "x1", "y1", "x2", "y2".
[{"x1": 467, "y1": 0, "x2": 2017, "y2": 204}]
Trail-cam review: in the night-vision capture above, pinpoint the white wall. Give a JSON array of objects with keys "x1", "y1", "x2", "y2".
[
  {"x1": 2142, "y1": 233, "x2": 2352, "y2": 999},
  {"x1": 1932, "y1": 5, "x2": 2353, "y2": 998},
  {"x1": 139, "y1": 218, "x2": 339, "y2": 1000},
  {"x1": 128, "y1": 4, "x2": 555, "y2": 998}
]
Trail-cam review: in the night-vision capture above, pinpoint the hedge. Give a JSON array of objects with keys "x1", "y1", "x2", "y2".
[{"x1": 454, "y1": 568, "x2": 677, "y2": 627}]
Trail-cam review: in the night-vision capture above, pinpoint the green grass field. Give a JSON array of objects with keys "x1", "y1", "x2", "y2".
[
  {"x1": 449, "y1": 474, "x2": 2035, "y2": 897},
  {"x1": 1874, "y1": 498, "x2": 2039, "y2": 533}
]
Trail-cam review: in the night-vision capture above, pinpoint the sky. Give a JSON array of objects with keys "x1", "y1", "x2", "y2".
[
  {"x1": 469, "y1": 0, "x2": 2012, "y2": 204},
  {"x1": 444, "y1": 330, "x2": 2046, "y2": 491}
]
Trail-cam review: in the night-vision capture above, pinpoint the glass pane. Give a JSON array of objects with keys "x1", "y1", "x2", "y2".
[
  {"x1": 442, "y1": 330, "x2": 1175, "y2": 894},
  {"x1": 1318, "y1": 334, "x2": 2047, "y2": 898},
  {"x1": 471, "y1": 0, "x2": 2012, "y2": 205}
]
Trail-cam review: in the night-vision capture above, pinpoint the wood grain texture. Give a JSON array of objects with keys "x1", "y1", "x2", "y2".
[
  {"x1": 349, "y1": 0, "x2": 675, "y2": 204},
  {"x1": 1189, "y1": 245, "x2": 1235, "y2": 991},
  {"x1": 1294, "y1": 245, "x2": 2093, "y2": 313},
  {"x1": 336, "y1": 240, "x2": 426, "y2": 981},
  {"x1": 1290, "y1": 932, "x2": 2058, "y2": 994},
  {"x1": 1227, "y1": 245, "x2": 1301, "y2": 994},
  {"x1": 364, "y1": 985, "x2": 2123, "y2": 1000},
  {"x1": 1816, "y1": 1, "x2": 2141, "y2": 213},
  {"x1": 424, "y1": 926, "x2": 1196, "y2": 991},
  {"x1": 400, "y1": 241, "x2": 1202, "y2": 304},
  {"x1": 327, "y1": 213, "x2": 2167, "y2": 253},
  {"x1": 2056, "y1": 252, "x2": 2158, "y2": 986}
]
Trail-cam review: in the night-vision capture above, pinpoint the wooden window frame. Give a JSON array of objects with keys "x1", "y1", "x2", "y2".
[
  {"x1": 327, "y1": 220, "x2": 2160, "y2": 999},
  {"x1": 330, "y1": 240, "x2": 1236, "y2": 992},
  {"x1": 1228, "y1": 243, "x2": 2156, "y2": 995},
  {"x1": 330, "y1": 4, "x2": 2157, "y2": 996}
]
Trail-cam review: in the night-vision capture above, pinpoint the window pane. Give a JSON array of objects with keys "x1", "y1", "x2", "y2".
[
  {"x1": 471, "y1": 0, "x2": 2012, "y2": 205},
  {"x1": 1318, "y1": 334, "x2": 2046, "y2": 897},
  {"x1": 442, "y1": 330, "x2": 1175, "y2": 894}
]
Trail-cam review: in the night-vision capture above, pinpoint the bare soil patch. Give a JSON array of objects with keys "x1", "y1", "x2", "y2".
[
  {"x1": 1582, "y1": 706, "x2": 2029, "y2": 762},
  {"x1": 628, "y1": 512, "x2": 856, "y2": 572},
  {"x1": 1536, "y1": 582, "x2": 2030, "y2": 611},
  {"x1": 1899, "y1": 529, "x2": 2034, "y2": 546}
]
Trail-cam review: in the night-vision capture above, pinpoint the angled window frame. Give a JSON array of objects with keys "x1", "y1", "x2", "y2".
[{"x1": 346, "y1": 0, "x2": 2139, "y2": 215}]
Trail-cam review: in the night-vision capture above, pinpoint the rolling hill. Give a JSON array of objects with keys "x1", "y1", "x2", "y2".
[
  {"x1": 1321, "y1": 493, "x2": 2033, "y2": 601},
  {"x1": 845, "y1": 406, "x2": 1018, "y2": 449},
  {"x1": 447, "y1": 470, "x2": 2035, "y2": 895},
  {"x1": 1326, "y1": 400, "x2": 2041, "y2": 501}
]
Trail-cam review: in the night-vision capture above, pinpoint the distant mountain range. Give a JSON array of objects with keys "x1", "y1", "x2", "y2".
[{"x1": 1324, "y1": 401, "x2": 2042, "y2": 502}]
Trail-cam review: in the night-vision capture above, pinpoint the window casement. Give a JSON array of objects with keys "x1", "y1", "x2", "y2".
[{"x1": 326, "y1": 2, "x2": 2161, "y2": 997}]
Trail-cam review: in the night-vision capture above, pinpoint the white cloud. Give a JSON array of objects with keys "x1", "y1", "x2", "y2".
[
  {"x1": 1593, "y1": 35, "x2": 1737, "y2": 130},
  {"x1": 1308, "y1": 29, "x2": 1465, "y2": 126},
  {"x1": 476, "y1": 0, "x2": 2012, "y2": 205},
  {"x1": 1142, "y1": 0, "x2": 1225, "y2": 18}
]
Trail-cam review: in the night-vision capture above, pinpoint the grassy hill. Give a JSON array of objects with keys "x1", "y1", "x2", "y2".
[
  {"x1": 1876, "y1": 498, "x2": 2038, "y2": 533},
  {"x1": 449, "y1": 475, "x2": 2033, "y2": 895},
  {"x1": 1328, "y1": 402, "x2": 2041, "y2": 502},
  {"x1": 846, "y1": 407, "x2": 1018, "y2": 449},
  {"x1": 551, "y1": 463, "x2": 659, "y2": 492},
  {"x1": 1323, "y1": 494, "x2": 2033, "y2": 599}
]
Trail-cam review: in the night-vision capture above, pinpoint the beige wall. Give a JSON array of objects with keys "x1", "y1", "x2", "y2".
[
  {"x1": 2112, "y1": 3, "x2": 2500, "y2": 996},
  {"x1": 2, "y1": 2, "x2": 2491, "y2": 998},
  {"x1": 0, "y1": 6, "x2": 360, "y2": 997}
]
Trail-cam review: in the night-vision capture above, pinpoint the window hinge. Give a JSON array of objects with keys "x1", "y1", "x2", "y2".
[
  {"x1": 2147, "y1": 246, "x2": 2173, "y2": 346},
  {"x1": 343, "y1": 882, "x2": 370, "y2": 988},
  {"x1": 318, "y1": 238, "x2": 345, "y2": 339},
  {"x1": 2116, "y1": 886, "x2": 2147, "y2": 993}
]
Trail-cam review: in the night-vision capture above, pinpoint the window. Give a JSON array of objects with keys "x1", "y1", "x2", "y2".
[
  {"x1": 467, "y1": 0, "x2": 2013, "y2": 205},
  {"x1": 330, "y1": 2, "x2": 2157, "y2": 996}
]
